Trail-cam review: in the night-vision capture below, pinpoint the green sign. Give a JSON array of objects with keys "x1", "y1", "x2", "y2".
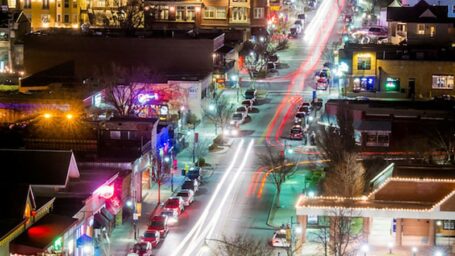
[{"x1": 385, "y1": 77, "x2": 400, "y2": 92}]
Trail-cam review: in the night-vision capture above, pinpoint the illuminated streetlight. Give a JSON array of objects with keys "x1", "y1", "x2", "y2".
[
  {"x1": 209, "y1": 104, "x2": 215, "y2": 112},
  {"x1": 387, "y1": 241, "x2": 393, "y2": 254},
  {"x1": 308, "y1": 191, "x2": 316, "y2": 198},
  {"x1": 65, "y1": 113, "x2": 74, "y2": 120},
  {"x1": 412, "y1": 246, "x2": 418, "y2": 256},
  {"x1": 43, "y1": 113, "x2": 52, "y2": 119},
  {"x1": 434, "y1": 251, "x2": 443, "y2": 256},
  {"x1": 164, "y1": 156, "x2": 170, "y2": 163},
  {"x1": 259, "y1": 36, "x2": 265, "y2": 42},
  {"x1": 361, "y1": 244, "x2": 369, "y2": 256}
]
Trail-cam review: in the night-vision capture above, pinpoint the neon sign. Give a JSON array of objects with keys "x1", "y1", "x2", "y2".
[
  {"x1": 138, "y1": 93, "x2": 159, "y2": 104},
  {"x1": 94, "y1": 184, "x2": 114, "y2": 199}
]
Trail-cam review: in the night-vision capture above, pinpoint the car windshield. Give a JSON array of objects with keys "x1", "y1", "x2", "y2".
[
  {"x1": 177, "y1": 192, "x2": 189, "y2": 198},
  {"x1": 276, "y1": 233, "x2": 287, "y2": 239},
  {"x1": 242, "y1": 100, "x2": 252, "y2": 105},
  {"x1": 291, "y1": 128, "x2": 302, "y2": 133},
  {"x1": 295, "y1": 113, "x2": 305, "y2": 118},
  {"x1": 233, "y1": 114, "x2": 242, "y2": 120},
  {"x1": 165, "y1": 201, "x2": 179, "y2": 207},
  {"x1": 162, "y1": 211, "x2": 175, "y2": 217},
  {"x1": 134, "y1": 244, "x2": 147, "y2": 251},
  {"x1": 237, "y1": 107, "x2": 246, "y2": 112},
  {"x1": 319, "y1": 71, "x2": 327, "y2": 77},
  {"x1": 369, "y1": 27, "x2": 380, "y2": 32},
  {"x1": 144, "y1": 232, "x2": 157, "y2": 238},
  {"x1": 150, "y1": 221, "x2": 164, "y2": 229}
]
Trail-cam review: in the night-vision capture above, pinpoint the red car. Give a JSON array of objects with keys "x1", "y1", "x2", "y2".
[
  {"x1": 290, "y1": 125, "x2": 304, "y2": 140},
  {"x1": 163, "y1": 197, "x2": 184, "y2": 215},
  {"x1": 148, "y1": 215, "x2": 169, "y2": 238},
  {"x1": 129, "y1": 242, "x2": 152, "y2": 256},
  {"x1": 141, "y1": 230, "x2": 160, "y2": 247}
]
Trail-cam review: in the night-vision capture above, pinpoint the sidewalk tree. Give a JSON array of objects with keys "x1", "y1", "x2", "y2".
[
  {"x1": 428, "y1": 125, "x2": 455, "y2": 165},
  {"x1": 313, "y1": 208, "x2": 361, "y2": 256},
  {"x1": 151, "y1": 150, "x2": 169, "y2": 204},
  {"x1": 89, "y1": 64, "x2": 151, "y2": 117},
  {"x1": 203, "y1": 94, "x2": 235, "y2": 136},
  {"x1": 116, "y1": 0, "x2": 144, "y2": 36},
  {"x1": 257, "y1": 142, "x2": 298, "y2": 208},
  {"x1": 239, "y1": 37, "x2": 278, "y2": 80},
  {"x1": 212, "y1": 235, "x2": 273, "y2": 256}
]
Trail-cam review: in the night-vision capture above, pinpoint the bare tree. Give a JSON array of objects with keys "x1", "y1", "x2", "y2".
[
  {"x1": 313, "y1": 208, "x2": 361, "y2": 256},
  {"x1": 203, "y1": 94, "x2": 235, "y2": 135},
  {"x1": 257, "y1": 142, "x2": 298, "y2": 208},
  {"x1": 323, "y1": 152, "x2": 366, "y2": 197},
  {"x1": 90, "y1": 64, "x2": 151, "y2": 117},
  {"x1": 239, "y1": 37, "x2": 278, "y2": 80},
  {"x1": 428, "y1": 125, "x2": 455, "y2": 164},
  {"x1": 211, "y1": 235, "x2": 273, "y2": 256},
  {"x1": 150, "y1": 149, "x2": 169, "y2": 204},
  {"x1": 117, "y1": 0, "x2": 144, "y2": 36}
]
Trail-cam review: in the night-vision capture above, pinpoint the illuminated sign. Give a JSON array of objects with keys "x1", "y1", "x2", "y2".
[
  {"x1": 138, "y1": 93, "x2": 159, "y2": 104},
  {"x1": 94, "y1": 184, "x2": 114, "y2": 199},
  {"x1": 385, "y1": 77, "x2": 400, "y2": 92}
]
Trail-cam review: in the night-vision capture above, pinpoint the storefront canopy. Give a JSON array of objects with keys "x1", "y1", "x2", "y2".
[
  {"x1": 354, "y1": 120, "x2": 391, "y2": 132},
  {"x1": 10, "y1": 214, "x2": 77, "y2": 255}
]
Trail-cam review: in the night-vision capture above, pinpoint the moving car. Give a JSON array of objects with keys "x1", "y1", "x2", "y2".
[
  {"x1": 230, "y1": 112, "x2": 246, "y2": 126},
  {"x1": 129, "y1": 242, "x2": 152, "y2": 256},
  {"x1": 163, "y1": 197, "x2": 184, "y2": 215},
  {"x1": 224, "y1": 124, "x2": 240, "y2": 137},
  {"x1": 148, "y1": 215, "x2": 169, "y2": 237},
  {"x1": 272, "y1": 229, "x2": 290, "y2": 247},
  {"x1": 290, "y1": 125, "x2": 305, "y2": 140},
  {"x1": 141, "y1": 230, "x2": 160, "y2": 247},
  {"x1": 182, "y1": 179, "x2": 199, "y2": 192},
  {"x1": 244, "y1": 89, "x2": 257, "y2": 102},
  {"x1": 176, "y1": 189, "x2": 195, "y2": 206},
  {"x1": 294, "y1": 112, "x2": 306, "y2": 124},
  {"x1": 236, "y1": 106, "x2": 249, "y2": 118},
  {"x1": 161, "y1": 210, "x2": 179, "y2": 225}
]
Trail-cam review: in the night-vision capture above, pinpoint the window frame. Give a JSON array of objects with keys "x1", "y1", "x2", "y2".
[
  {"x1": 253, "y1": 7, "x2": 264, "y2": 19},
  {"x1": 417, "y1": 24, "x2": 425, "y2": 35},
  {"x1": 432, "y1": 75, "x2": 454, "y2": 90},
  {"x1": 357, "y1": 56, "x2": 371, "y2": 70}
]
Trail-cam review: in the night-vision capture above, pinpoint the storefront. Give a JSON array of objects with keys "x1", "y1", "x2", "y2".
[
  {"x1": 352, "y1": 76, "x2": 376, "y2": 92},
  {"x1": 354, "y1": 120, "x2": 391, "y2": 147}
]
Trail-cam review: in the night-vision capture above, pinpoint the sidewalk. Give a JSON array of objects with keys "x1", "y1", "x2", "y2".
[{"x1": 107, "y1": 102, "x2": 232, "y2": 255}]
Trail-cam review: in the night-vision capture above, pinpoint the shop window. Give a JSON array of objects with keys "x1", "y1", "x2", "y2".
[
  {"x1": 110, "y1": 131, "x2": 121, "y2": 140},
  {"x1": 254, "y1": 7, "x2": 264, "y2": 19},
  {"x1": 357, "y1": 56, "x2": 371, "y2": 70},
  {"x1": 432, "y1": 75, "x2": 454, "y2": 89},
  {"x1": 417, "y1": 24, "x2": 425, "y2": 35},
  {"x1": 24, "y1": 0, "x2": 31, "y2": 8},
  {"x1": 443, "y1": 220, "x2": 455, "y2": 230},
  {"x1": 42, "y1": 0, "x2": 49, "y2": 9},
  {"x1": 186, "y1": 6, "x2": 195, "y2": 21},
  {"x1": 353, "y1": 77, "x2": 375, "y2": 92},
  {"x1": 429, "y1": 25, "x2": 435, "y2": 37},
  {"x1": 176, "y1": 6, "x2": 185, "y2": 21},
  {"x1": 377, "y1": 134, "x2": 389, "y2": 144},
  {"x1": 385, "y1": 77, "x2": 400, "y2": 92}
]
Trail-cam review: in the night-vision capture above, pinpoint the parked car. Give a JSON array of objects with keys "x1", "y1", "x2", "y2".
[
  {"x1": 294, "y1": 19, "x2": 304, "y2": 31},
  {"x1": 241, "y1": 99, "x2": 254, "y2": 111},
  {"x1": 290, "y1": 125, "x2": 305, "y2": 140},
  {"x1": 148, "y1": 215, "x2": 169, "y2": 237},
  {"x1": 236, "y1": 106, "x2": 249, "y2": 118},
  {"x1": 297, "y1": 105, "x2": 311, "y2": 115},
  {"x1": 230, "y1": 112, "x2": 246, "y2": 126},
  {"x1": 141, "y1": 230, "x2": 160, "y2": 247},
  {"x1": 294, "y1": 112, "x2": 306, "y2": 124},
  {"x1": 129, "y1": 242, "x2": 152, "y2": 256},
  {"x1": 352, "y1": 26, "x2": 387, "y2": 39},
  {"x1": 176, "y1": 189, "x2": 195, "y2": 206},
  {"x1": 186, "y1": 166, "x2": 201, "y2": 182},
  {"x1": 245, "y1": 89, "x2": 257, "y2": 102},
  {"x1": 297, "y1": 13, "x2": 306, "y2": 20},
  {"x1": 182, "y1": 179, "x2": 199, "y2": 192},
  {"x1": 267, "y1": 62, "x2": 278, "y2": 72},
  {"x1": 161, "y1": 210, "x2": 179, "y2": 225},
  {"x1": 271, "y1": 229, "x2": 290, "y2": 247},
  {"x1": 163, "y1": 197, "x2": 184, "y2": 215}
]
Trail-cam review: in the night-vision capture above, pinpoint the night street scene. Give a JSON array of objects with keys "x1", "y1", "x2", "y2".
[{"x1": 0, "y1": 0, "x2": 454, "y2": 254}]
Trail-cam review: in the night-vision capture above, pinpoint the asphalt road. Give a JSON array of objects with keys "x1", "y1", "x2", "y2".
[{"x1": 153, "y1": 0, "x2": 345, "y2": 254}]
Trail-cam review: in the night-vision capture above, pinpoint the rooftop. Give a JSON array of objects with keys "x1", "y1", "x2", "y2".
[{"x1": 387, "y1": 0, "x2": 455, "y2": 23}]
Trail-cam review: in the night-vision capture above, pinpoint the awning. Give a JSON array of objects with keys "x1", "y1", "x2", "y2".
[
  {"x1": 93, "y1": 213, "x2": 109, "y2": 229},
  {"x1": 101, "y1": 207, "x2": 114, "y2": 222},
  {"x1": 10, "y1": 214, "x2": 77, "y2": 254},
  {"x1": 216, "y1": 45, "x2": 234, "y2": 55},
  {"x1": 76, "y1": 234, "x2": 93, "y2": 247},
  {"x1": 354, "y1": 120, "x2": 391, "y2": 131}
]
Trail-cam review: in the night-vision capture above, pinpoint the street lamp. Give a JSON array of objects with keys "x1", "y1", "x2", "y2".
[
  {"x1": 361, "y1": 244, "x2": 369, "y2": 256},
  {"x1": 387, "y1": 241, "x2": 393, "y2": 254},
  {"x1": 43, "y1": 112, "x2": 53, "y2": 119},
  {"x1": 434, "y1": 251, "x2": 443, "y2": 256},
  {"x1": 65, "y1": 113, "x2": 74, "y2": 120},
  {"x1": 208, "y1": 104, "x2": 215, "y2": 112},
  {"x1": 412, "y1": 246, "x2": 418, "y2": 256}
]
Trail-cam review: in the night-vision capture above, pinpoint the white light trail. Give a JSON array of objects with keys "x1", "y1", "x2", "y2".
[{"x1": 170, "y1": 139, "x2": 245, "y2": 256}]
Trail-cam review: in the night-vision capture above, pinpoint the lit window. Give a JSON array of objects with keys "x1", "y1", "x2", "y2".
[
  {"x1": 110, "y1": 131, "x2": 121, "y2": 139},
  {"x1": 417, "y1": 24, "x2": 425, "y2": 35},
  {"x1": 176, "y1": 6, "x2": 185, "y2": 21},
  {"x1": 432, "y1": 75, "x2": 454, "y2": 89},
  {"x1": 357, "y1": 56, "x2": 371, "y2": 70},
  {"x1": 42, "y1": 0, "x2": 49, "y2": 9},
  {"x1": 429, "y1": 25, "x2": 435, "y2": 37},
  {"x1": 253, "y1": 7, "x2": 264, "y2": 19},
  {"x1": 204, "y1": 7, "x2": 226, "y2": 19},
  {"x1": 443, "y1": 220, "x2": 455, "y2": 230},
  {"x1": 231, "y1": 7, "x2": 248, "y2": 22}
]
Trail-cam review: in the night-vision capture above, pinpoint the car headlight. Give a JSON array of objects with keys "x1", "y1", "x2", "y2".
[
  {"x1": 232, "y1": 129, "x2": 239, "y2": 136},
  {"x1": 230, "y1": 121, "x2": 235, "y2": 125},
  {"x1": 223, "y1": 130, "x2": 229, "y2": 136}
]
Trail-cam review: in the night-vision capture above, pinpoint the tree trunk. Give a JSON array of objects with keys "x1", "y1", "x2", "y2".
[
  {"x1": 275, "y1": 188, "x2": 281, "y2": 208},
  {"x1": 158, "y1": 182, "x2": 161, "y2": 204}
]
